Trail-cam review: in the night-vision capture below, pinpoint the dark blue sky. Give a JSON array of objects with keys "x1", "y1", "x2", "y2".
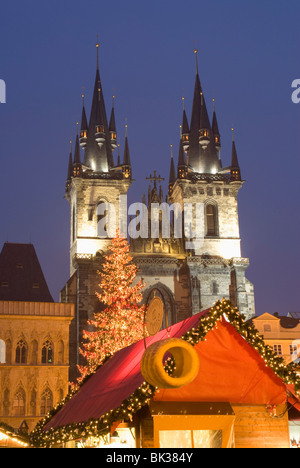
[{"x1": 0, "y1": 0, "x2": 299, "y2": 315}]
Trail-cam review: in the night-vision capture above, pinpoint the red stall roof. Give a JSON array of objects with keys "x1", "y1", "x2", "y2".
[
  {"x1": 44, "y1": 306, "x2": 300, "y2": 433},
  {"x1": 44, "y1": 310, "x2": 204, "y2": 431}
]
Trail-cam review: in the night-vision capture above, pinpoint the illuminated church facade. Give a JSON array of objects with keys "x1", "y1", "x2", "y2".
[{"x1": 61, "y1": 45, "x2": 255, "y2": 380}]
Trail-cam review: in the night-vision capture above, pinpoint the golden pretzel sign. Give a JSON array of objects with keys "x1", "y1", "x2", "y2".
[{"x1": 145, "y1": 296, "x2": 164, "y2": 336}]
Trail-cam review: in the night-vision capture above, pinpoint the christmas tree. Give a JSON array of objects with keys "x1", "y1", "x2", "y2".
[{"x1": 75, "y1": 229, "x2": 146, "y2": 386}]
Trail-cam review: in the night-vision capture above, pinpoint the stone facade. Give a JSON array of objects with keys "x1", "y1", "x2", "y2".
[
  {"x1": 61, "y1": 49, "x2": 256, "y2": 382},
  {"x1": 0, "y1": 301, "x2": 74, "y2": 432}
]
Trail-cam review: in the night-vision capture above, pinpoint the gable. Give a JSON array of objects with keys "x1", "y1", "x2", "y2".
[{"x1": 154, "y1": 319, "x2": 286, "y2": 405}]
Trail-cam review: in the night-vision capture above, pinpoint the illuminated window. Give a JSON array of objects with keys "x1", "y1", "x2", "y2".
[
  {"x1": 159, "y1": 429, "x2": 222, "y2": 448},
  {"x1": 40, "y1": 388, "x2": 53, "y2": 416},
  {"x1": 13, "y1": 388, "x2": 25, "y2": 416},
  {"x1": 273, "y1": 344, "x2": 282, "y2": 356},
  {"x1": 200, "y1": 130, "x2": 209, "y2": 138}
]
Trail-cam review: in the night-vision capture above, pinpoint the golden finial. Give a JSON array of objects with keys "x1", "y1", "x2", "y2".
[
  {"x1": 182, "y1": 96, "x2": 185, "y2": 110},
  {"x1": 194, "y1": 41, "x2": 199, "y2": 74},
  {"x1": 231, "y1": 126, "x2": 235, "y2": 141},
  {"x1": 170, "y1": 143, "x2": 173, "y2": 159},
  {"x1": 96, "y1": 35, "x2": 100, "y2": 69}
]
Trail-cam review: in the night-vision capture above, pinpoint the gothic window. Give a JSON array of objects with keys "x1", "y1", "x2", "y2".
[
  {"x1": 205, "y1": 204, "x2": 218, "y2": 237},
  {"x1": 5, "y1": 339, "x2": 11, "y2": 364},
  {"x1": 15, "y1": 339, "x2": 27, "y2": 364},
  {"x1": 42, "y1": 339, "x2": 54, "y2": 364},
  {"x1": 0, "y1": 339, "x2": 5, "y2": 363},
  {"x1": 97, "y1": 202, "x2": 109, "y2": 238},
  {"x1": 13, "y1": 388, "x2": 26, "y2": 416},
  {"x1": 40, "y1": 388, "x2": 53, "y2": 416},
  {"x1": 273, "y1": 344, "x2": 282, "y2": 356}
]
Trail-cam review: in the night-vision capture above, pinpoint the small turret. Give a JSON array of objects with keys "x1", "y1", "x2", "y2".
[
  {"x1": 73, "y1": 126, "x2": 82, "y2": 178},
  {"x1": 79, "y1": 93, "x2": 88, "y2": 149},
  {"x1": 109, "y1": 95, "x2": 117, "y2": 151},
  {"x1": 66, "y1": 140, "x2": 73, "y2": 192},
  {"x1": 168, "y1": 144, "x2": 176, "y2": 197},
  {"x1": 122, "y1": 122, "x2": 132, "y2": 179},
  {"x1": 199, "y1": 92, "x2": 211, "y2": 150},
  {"x1": 181, "y1": 97, "x2": 190, "y2": 154},
  {"x1": 212, "y1": 98, "x2": 221, "y2": 153},
  {"x1": 177, "y1": 137, "x2": 188, "y2": 179},
  {"x1": 230, "y1": 129, "x2": 241, "y2": 181}
]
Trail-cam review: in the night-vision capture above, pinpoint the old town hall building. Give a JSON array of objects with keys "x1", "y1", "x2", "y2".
[{"x1": 61, "y1": 45, "x2": 255, "y2": 381}]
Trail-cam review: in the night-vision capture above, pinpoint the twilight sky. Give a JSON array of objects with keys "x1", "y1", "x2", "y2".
[{"x1": 0, "y1": 0, "x2": 299, "y2": 315}]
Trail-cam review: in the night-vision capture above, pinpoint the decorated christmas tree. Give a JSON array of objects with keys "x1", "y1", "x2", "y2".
[{"x1": 75, "y1": 229, "x2": 146, "y2": 386}]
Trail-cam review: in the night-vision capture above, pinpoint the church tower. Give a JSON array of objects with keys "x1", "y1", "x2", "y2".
[
  {"x1": 167, "y1": 49, "x2": 255, "y2": 318},
  {"x1": 65, "y1": 42, "x2": 131, "y2": 277},
  {"x1": 62, "y1": 43, "x2": 132, "y2": 381},
  {"x1": 62, "y1": 45, "x2": 255, "y2": 382}
]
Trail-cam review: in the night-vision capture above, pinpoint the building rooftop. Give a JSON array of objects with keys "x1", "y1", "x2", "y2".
[{"x1": 0, "y1": 243, "x2": 53, "y2": 303}]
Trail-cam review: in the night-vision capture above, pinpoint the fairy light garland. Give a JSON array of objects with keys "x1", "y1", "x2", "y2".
[{"x1": 30, "y1": 299, "x2": 300, "y2": 448}]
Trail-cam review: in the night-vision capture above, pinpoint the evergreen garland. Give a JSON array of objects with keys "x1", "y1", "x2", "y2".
[{"x1": 30, "y1": 299, "x2": 300, "y2": 447}]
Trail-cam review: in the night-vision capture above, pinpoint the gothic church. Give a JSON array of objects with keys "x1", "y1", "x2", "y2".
[{"x1": 62, "y1": 45, "x2": 255, "y2": 381}]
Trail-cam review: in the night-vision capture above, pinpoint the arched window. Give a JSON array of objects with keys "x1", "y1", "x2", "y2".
[
  {"x1": 42, "y1": 339, "x2": 54, "y2": 364},
  {"x1": 40, "y1": 388, "x2": 53, "y2": 416},
  {"x1": 0, "y1": 339, "x2": 5, "y2": 363},
  {"x1": 15, "y1": 339, "x2": 27, "y2": 364},
  {"x1": 13, "y1": 388, "x2": 26, "y2": 416},
  {"x1": 205, "y1": 203, "x2": 218, "y2": 237}
]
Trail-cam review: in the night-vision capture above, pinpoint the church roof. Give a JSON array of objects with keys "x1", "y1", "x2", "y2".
[
  {"x1": 0, "y1": 243, "x2": 53, "y2": 302},
  {"x1": 186, "y1": 53, "x2": 221, "y2": 175}
]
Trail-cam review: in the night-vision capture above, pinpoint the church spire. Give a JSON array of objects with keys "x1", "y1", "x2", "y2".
[
  {"x1": 177, "y1": 130, "x2": 188, "y2": 180},
  {"x1": 186, "y1": 48, "x2": 221, "y2": 175},
  {"x1": 66, "y1": 139, "x2": 73, "y2": 191},
  {"x1": 109, "y1": 94, "x2": 117, "y2": 151},
  {"x1": 73, "y1": 124, "x2": 82, "y2": 177},
  {"x1": 74, "y1": 124, "x2": 81, "y2": 164},
  {"x1": 79, "y1": 92, "x2": 88, "y2": 149},
  {"x1": 122, "y1": 121, "x2": 131, "y2": 179},
  {"x1": 168, "y1": 144, "x2": 176, "y2": 196},
  {"x1": 211, "y1": 98, "x2": 221, "y2": 154},
  {"x1": 83, "y1": 41, "x2": 113, "y2": 172},
  {"x1": 230, "y1": 129, "x2": 241, "y2": 181},
  {"x1": 181, "y1": 97, "x2": 190, "y2": 154}
]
